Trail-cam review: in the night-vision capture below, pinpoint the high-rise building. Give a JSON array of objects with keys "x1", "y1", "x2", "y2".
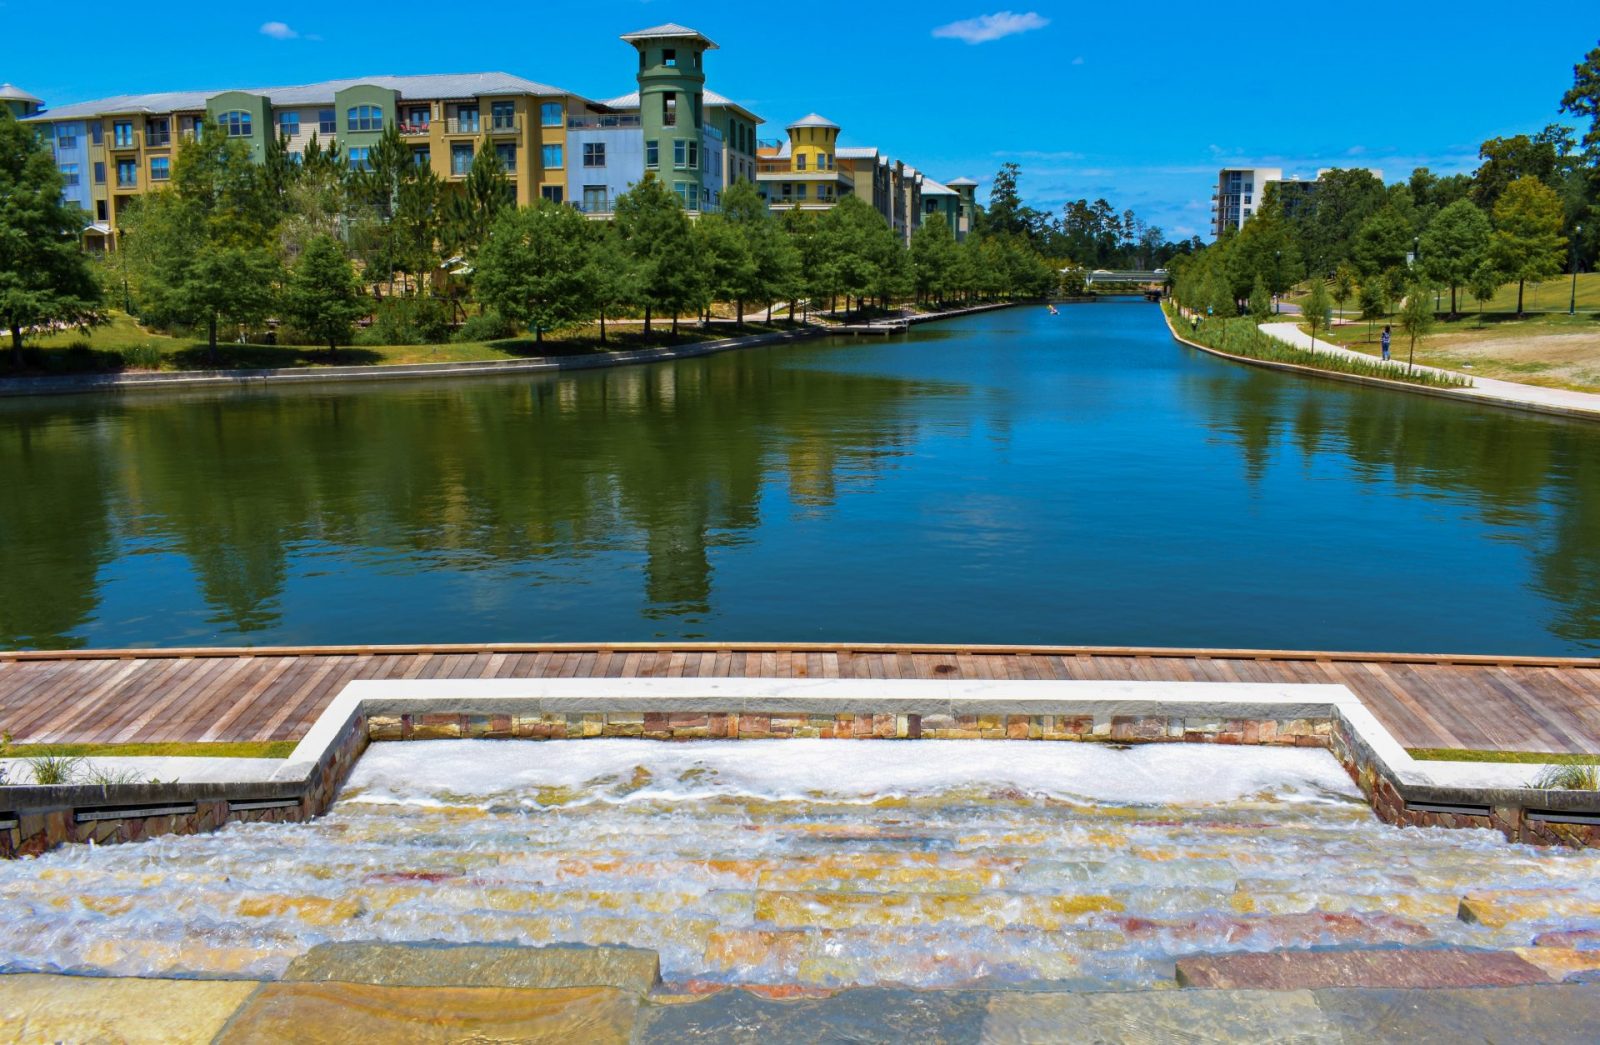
[{"x1": 1211, "y1": 167, "x2": 1282, "y2": 237}]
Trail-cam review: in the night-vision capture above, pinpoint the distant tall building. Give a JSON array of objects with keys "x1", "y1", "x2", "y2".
[{"x1": 1211, "y1": 167, "x2": 1281, "y2": 237}]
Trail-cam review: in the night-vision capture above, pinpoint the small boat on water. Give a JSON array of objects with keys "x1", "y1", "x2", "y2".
[{"x1": 1046, "y1": 305, "x2": 1059, "y2": 316}]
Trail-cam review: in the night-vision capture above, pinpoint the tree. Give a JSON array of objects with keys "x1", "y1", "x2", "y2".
[
  {"x1": 1471, "y1": 126, "x2": 1572, "y2": 211},
  {"x1": 1303, "y1": 279, "x2": 1331, "y2": 349},
  {"x1": 125, "y1": 116, "x2": 281, "y2": 359},
  {"x1": 1397, "y1": 283, "x2": 1436, "y2": 372},
  {"x1": 1560, "y1": 40, "x2": 1600, "y2": 153},
  {"x1": 1490, "y1": 176, "x2": 1567, "y2": 315},
  {"x1": 719, "y1": 179, "x2": 790, "y2": 323},
  {"x1": 1468, "y1": 262, "x2": 1501, "y2": 314},
  {"x1": 910, "y1": 219, "x2": 959, "y2": 304},
  {"x1": 1420, "y1": 199, "x2": 1492, "y2": 316},
  {"x1": 1247, "y1": 276, "x2": 1272, "y2": 321},
  {"x1": 474, "y1": 200, "x2": 591, "y2": 344},
  {"x1": 0, "y1": 110, "x2": 102, "y2": 366},
  {"x1": 694, "y1": 211, "x2": 755, "y2": 326},
  {"x1": 1352, "y1": 207, "x2": 1413, "y2": 278},
  {"x1": 280, "y1": 235, "x2": 365, "y2": 356},
  {"x1": 441, "y1": 140, "x2": 510, "y2": 268},
  {"x1": 1331, "y1": 263, "x2": 1359, "y2": 321},
  {"x1": 978, "y1": 162, "x2": 1044, "y2": 244},
  {"x1": 581, "y1": 222, "x2": 638, "y2": 343},
  {"x1": 613, "y1": 174, "x2": 702, "y2": 335}
]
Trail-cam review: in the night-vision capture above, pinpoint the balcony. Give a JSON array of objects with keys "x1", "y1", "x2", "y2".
[
  {"x1": 488, "y1": 116, "x2": 522, "y2": 135},
  {"x1": 444, "y1": 118, "x2": 484, "y2": 136},
  {"x1": 398, "y1": 122, "x2": 431, "y2": 137},
  {"x1": 567, "y1": 114, "x2": 642, "y2": 130},
  {"x1": 108, "y1": 136, "x2": 139, "y2": 153},
  {"x1": 572, "y1": 198, "x2": 614, "y2": 215},
  {"x1": 145, "y1": 131, "x2": 171, "y2": 148}
]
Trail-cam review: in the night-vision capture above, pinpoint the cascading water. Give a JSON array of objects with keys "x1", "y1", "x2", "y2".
[{"x1": 5, "y1": 740, "x2": 1599, "y2": 989}]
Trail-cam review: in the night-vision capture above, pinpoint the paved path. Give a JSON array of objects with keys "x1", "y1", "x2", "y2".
[
  {"x1": 1259, "y1": 322, "x2": 1600, "y2": 421},
  {"x1": 3, "y1": 643, "x2": 1598, "y2": 755}
]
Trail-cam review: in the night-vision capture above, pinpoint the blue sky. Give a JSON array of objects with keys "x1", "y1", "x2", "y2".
[{"x1": 8, "y1": 2, "x2": 1597, "y2": 239}]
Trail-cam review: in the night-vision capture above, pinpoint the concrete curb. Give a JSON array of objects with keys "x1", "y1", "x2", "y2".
[{"x1": 0, "y1": 303, "x2": 1017, "y2": 399}]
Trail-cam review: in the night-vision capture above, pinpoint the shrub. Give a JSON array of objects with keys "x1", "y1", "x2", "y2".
[
  {"x1": 358, "y1": 297, "x2": 451, "y2": 346},
  {"x1": 119, "y1": 344, "x2": 165, "y2": 370},
  {"x1": 1532, "y1": 763, "x2": 1599, "y2": 790},
  {"x1": 25, "y1": 752, "x2": 83, "y2": 785},
  {"x1": 454, "y1": 309, "x2": 518, "y2": 343}
]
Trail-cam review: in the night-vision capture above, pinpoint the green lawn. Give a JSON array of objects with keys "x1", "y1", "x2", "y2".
[{"x1": 6, "y1": 313, "x2": 795, "y2": 377}]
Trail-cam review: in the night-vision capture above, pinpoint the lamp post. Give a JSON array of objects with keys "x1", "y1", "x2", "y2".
[{"x1": 1572, "y1": 225, "x2": 1583, "y2": 316}]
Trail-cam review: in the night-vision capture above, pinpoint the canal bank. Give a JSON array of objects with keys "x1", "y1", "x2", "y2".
[{"x1": 0, "y1": 303, "x2": 1018, "y2": 399}]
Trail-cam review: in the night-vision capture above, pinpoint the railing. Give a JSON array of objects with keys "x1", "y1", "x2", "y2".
[
  {"x1": 567, "y1": 114, "x2": 642, "y2": 130},
  {"x1": 488, "y1": 115, "x2": 522, "y2": 134},
  {"x1": 444, "y1": 118, "x2": 483, "y2": 135},
  {"x1": 145, "y1": 132, "x2": 171, "y2": 148},
  {"x1": 703, "y1": 125, "x2": 723, "y2": 142},
  {"x1": 398, "y1": 123, "x2": 431, "y2": 137},
  {"x1": 109, "y1": 136, "x2": 138, "y2": 151},
  {"x1": 571, "y1": 198, "x2": 614, "y2": 215}
]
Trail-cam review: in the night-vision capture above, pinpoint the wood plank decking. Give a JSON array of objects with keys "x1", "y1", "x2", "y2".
[{"x1": 2, "y1": 643, "x2": 1599, "y2": 755}]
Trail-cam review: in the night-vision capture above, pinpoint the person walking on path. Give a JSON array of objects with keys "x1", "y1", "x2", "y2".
[{"x1": 1381, "y1": 325, "x2": 1392, "y2": 362}]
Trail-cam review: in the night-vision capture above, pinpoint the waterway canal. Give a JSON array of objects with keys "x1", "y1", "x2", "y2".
[{"x1": 2, "y1": 302, "x2": 1597, "y2": 653}]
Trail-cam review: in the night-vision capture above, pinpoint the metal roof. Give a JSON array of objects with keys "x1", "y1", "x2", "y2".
[
  {"x1": 600, "y1": 88, "x2": 761, "y2": 123},
  {"x1": 921, "y1": 177, "x2": 957, "y2": 196},
  {"x1": 946, "y1": 176, "x2": 978, "y2": 187},
  {"x1": 836, "y1": 146, "x2": 879, "y2": 160},
  {"x1": 786, "y1": 113, "x2": 839, "y2": 130},
  {"x1": 25, "y1": 72, "x2": 582, "y2": 122},
  {"x1": 619, "y1": 24, "x2": 718, "y2": 49},
  {"x1": 0, "y1": 83, "x2": 43, "y2": 104}
]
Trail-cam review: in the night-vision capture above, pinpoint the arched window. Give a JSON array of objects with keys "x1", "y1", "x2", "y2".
[
  {"x1": 218, "y1": 110, "x2": 252, "y2": 137},
  {"x1": 347, "y1": 105, "x2": 383, "y2": 132}
]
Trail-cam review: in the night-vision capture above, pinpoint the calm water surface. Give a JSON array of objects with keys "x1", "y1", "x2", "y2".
[{"x1": 3, "y1": 302, "x2": 1598, "y2": 653}]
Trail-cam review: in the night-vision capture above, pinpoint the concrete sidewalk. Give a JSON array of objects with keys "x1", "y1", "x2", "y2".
[{"x1": 1258, "y1": 321, "x2": 1600, "y2": 422}]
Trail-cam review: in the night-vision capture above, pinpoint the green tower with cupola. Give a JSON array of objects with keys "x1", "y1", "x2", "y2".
[{"x1": 622, "y1": 23, "x2": 716, "y2": 212}]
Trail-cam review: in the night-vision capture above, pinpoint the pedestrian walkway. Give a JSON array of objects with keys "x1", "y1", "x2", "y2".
[{"x1": 1258, "y1": 322, "x2": 1600, "y2": 421}]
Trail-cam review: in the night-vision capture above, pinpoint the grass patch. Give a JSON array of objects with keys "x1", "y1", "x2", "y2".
[
  {"x1": 4, "y1": 312, "x2": 799, "y2": 377},
  {"x1": 5, "y1": 740, "x2": 295, "y2": 759},
  {"x1": 1169, "y1": 304, "x2": 1473, "y2": 389},
  {"x1": 1407, "y1": 747, "x2": 1600, "y2": 765}
]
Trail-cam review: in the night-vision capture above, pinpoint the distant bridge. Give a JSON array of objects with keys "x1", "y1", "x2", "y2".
[{"x1": 1082, "y1": 269, "x2": 1168, "y2": 286}]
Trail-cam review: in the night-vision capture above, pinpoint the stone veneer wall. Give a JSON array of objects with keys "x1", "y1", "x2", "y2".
[{"x1": 0, "y1": 713, "x2": 368, "y2": 859}]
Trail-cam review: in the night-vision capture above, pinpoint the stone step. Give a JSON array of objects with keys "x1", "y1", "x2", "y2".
[
  {"x1": 1174, "y1": 947, "x2": 1554, "y2": 990},
  {"x1": 282, "y1": 941, "x2": 661, "y2": 992}
]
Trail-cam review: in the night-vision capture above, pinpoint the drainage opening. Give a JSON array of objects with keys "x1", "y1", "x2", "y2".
[
  {"x1": 74, "y1": 803, "x2": 198, "y2": 824},
  {"x1": 1527, "y1": 809, "x2": 1600, "y2": 826},
  {"x1": 228, "y1": 798, "x2": 302, "y2": 812},
  {"x1": 1405, "y1": 800, "x2": 1491, "y2": 818}
]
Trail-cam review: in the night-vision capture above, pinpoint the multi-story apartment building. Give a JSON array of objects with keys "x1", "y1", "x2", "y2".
[
  {"x1": 756, "y1": 115, "x2": 975, "y2": 244},
  {"x1": 21, "y1": 22, "x2": 972, "y2": 248},
  {"x1": 1211, "y1": 166, "x2": 1282, "y2": 237}
]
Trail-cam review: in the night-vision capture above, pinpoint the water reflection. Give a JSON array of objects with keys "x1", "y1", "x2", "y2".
[{"x1": 2, "y1": 305, "x2": 1599, "y2": 653}]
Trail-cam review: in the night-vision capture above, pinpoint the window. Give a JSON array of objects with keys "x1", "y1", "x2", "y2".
[
  {"x1": 116, "y1": 159, "x2": 137, "y2": 187},
  {"x1": 146, "y1": 118, "x2": 170, "y2": 147},
  {"x1": 663, "y1": 48, "x2": 677, "y2": 67},
  {"x1": 112, "y1": 121, "x2": 135, "y2": 148},
  {"x1": 645, "y1": 140, "x2": 659, "y2": 169},
  {"x1": 583, "y1": 142, "x2": 605, "y2": 167},
  {"x1": 149, "y1": 156, "x2": 170, "y2": 181},
  {"x1": 455, "y1": 106, "x2": 479, "y2": 133},
  {"x1": 289, "y1": 152, "x2": 302, "y2": 165},
  {"x1": 795, "y1": 153, "x2": 806, "y2": 171},
  {"x1": 278, "y1": 112, "x2": 300, "y2": 138},
  {"x1": 582, "y1": 184, "x2": 608, "y2": 212},
  {"x1": 411, "y1": 146, "x2": 430, "y2": 167},
  {"x1": 451, "y1": 142, "x2": 473, "y2": 176},
  {"x1": 663, "y1": 95, "x2": 676, "y2": 127},
  {"x1": 795, "y1": 183, "x2": 807, "y2": 200},
  {"x1": 674, "y1": 140, "x2": 686, "y2": 169},
  {"x1": 93, "y1": 161, "x2": 105, "y2": 184},
  {"x1": 495, "y1": 142, "x2": 516, "y2": 170},
  {"x1": 347, "y1": 105, "x2": 383, "y2": 132},
  {"x1": 491, "y1": 101, "x2": 516, "y2": 131},
  {"x1": 91, "y1": 122, "x2": 103, "y2": 145},
  {"x1": 59, "y1": 163, "x2": 79, "y2": 187},
  {"x1": 540, "y1": 102, "x2": 562, "y2": 127},
  {"x1": 55, "y1": 126, "x2": 77, "y2": 150},
  {"x1": 96, "y1": 200, "x2": 108, "y2": 221},
  {"x1": 348, "y1": 147, "x2": 371, "y2": 172},
  {"x1": 217, "y1": 111, "x2": 253, "y2": 137},
  {"x1": 541, "y1": 185, "x2": 563, "y2": 203},
  {"x1": 318, "y1": 109, "x2": 336, "y2": 134},
  {"x1": 541, "y1": 144, "x2": 563, "y2": 168},
  {"x1": 404, "y1": 107, "x2": 429, "y2": 132}
]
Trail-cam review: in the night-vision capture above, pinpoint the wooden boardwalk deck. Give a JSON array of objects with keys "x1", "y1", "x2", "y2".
[{"x1": 2, "y1": 643, "x2": 1599, "y2": 755}]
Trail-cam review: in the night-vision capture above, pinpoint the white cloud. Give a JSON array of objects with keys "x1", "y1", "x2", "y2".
[
  {"x1": 260, "y1": 21, "x2": 298, "y2": 40},
  {"x1": 932, "y1": 11, "x2": 1048, "y2": 44}
]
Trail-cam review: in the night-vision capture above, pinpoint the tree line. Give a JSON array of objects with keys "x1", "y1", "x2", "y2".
[
  {"x1": 1, "y1": 113, "x2": 1064, "y2": 367},
  {"x1": 1172, "y1": 39, "x2": 1600, "y2": 323}
]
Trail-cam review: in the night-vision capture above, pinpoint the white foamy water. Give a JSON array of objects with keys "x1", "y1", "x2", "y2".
[
  {"x1": 344, "y1": 739, "x2": 1364, "y2": 807},
  {"x1": 4, "y1": 740, "x2": 1599, "y2": 990}
]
